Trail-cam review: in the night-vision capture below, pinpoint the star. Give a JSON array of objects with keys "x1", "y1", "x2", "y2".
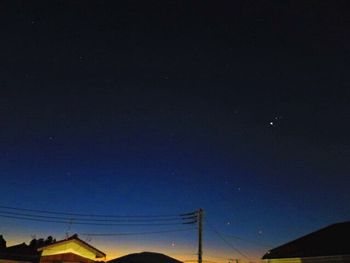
[{"x1": 274, "y1": 115, "x2": 283, "y2": 120}]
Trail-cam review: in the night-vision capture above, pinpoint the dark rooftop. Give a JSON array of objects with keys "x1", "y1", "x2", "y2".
[
  {"x1": 262, "y1": 221, "x2": 350, "y2": 259},
  {"x1": 108, "y1": 252, "x2": 183, "y2": 263},
  {"x1": 0, "y1": 242, "x2": 40, "y2": 262}
]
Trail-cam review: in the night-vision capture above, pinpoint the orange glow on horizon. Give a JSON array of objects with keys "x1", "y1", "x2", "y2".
[
  {"x1": 1, "y1": 233, "x2": 264, "y2": 263},
  {"x1": 97, "y1": 245, "x2": 263, "y2": 263}
]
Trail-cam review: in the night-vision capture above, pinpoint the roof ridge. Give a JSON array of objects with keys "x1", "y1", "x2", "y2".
[
  {"x1": 37, "y1": 233, "x2": 105, "y2": 258},
  {"x1": 262, "y1": 221, "x2": 350, "y2": 259}
]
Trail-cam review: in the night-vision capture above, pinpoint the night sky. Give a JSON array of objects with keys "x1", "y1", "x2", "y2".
[{"x1": 1, "y1": 1, "x2": 350, "y2": 262}]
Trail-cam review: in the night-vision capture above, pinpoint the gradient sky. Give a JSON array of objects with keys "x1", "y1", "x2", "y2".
[{"x1": 1, "y1": 1, "x2": 350, "y2": 262}]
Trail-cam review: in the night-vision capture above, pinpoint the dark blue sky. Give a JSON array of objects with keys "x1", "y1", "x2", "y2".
[{"x1": 0, "y1": 1, "x2": 349, "y2": 262}]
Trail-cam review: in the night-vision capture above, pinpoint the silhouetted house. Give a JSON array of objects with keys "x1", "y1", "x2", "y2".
[
  {"x1": 108, "y1": 252, "x2": 183, "y2": 263},
  {"x1": 0, "y1": 242, "x2": 39, "y2": 263},
  {"x1": 0, "y1": 234, "x2": 105, "y2": 263},
  {"x1": 38, "y1": 234, "x2": 106, "y2": 263},
  {"x1": 262, "y1": 221, "x2": 350, "y2": 263}
]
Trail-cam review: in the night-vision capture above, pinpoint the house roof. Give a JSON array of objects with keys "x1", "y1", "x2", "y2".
[
  {"x1": 262, "y1": 221, "x2": 350, "y2": 259},
  {"x1": 108, "y1": 252, "x2": 183, "y2": 263},
  {"x1": 0, "y1": 242, "x2": 40, "y2": 262},
  {"x1": 37, "y1": 234, "x2": 106, "y2": 258},
  {"x1": 7, "y1": 243, "x2": 38, "y2": 255}
]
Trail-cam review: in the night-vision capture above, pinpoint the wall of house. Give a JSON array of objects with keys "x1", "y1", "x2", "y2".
[{"x1": 40, "y1": 252, "x2": 95, "y2": 263}]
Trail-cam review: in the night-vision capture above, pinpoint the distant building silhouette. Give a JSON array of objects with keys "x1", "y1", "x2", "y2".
[
  {"x1": 0, "y1": 241, "x2": 39, "y2": 262},
  {"x1": 108, "y1": 252, "x2": 183, "y2": 263},
  {"x1": 262, "y1": 221, "x2": 350, "y2": 263}
]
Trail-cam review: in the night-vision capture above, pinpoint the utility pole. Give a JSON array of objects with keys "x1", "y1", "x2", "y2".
[{"x1": 198, "y1": 208, "x2": 203, "y2": 263}]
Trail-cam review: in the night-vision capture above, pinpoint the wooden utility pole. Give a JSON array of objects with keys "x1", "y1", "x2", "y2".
[{"x1": 198, "y1": 208, "x2": 203, "y2": 263}]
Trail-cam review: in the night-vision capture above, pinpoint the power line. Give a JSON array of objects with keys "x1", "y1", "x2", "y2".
[
  {"x1": 0, "y1": 205, "x2": 199, "y2": 227},
  {"x1": 224, "y1": 234, "x2": 272, "y2": 248},
  {"x1": 0, "y1": 210, "x2": 194, "y2": 223},
  {"x1": 0, "y1": 205, "x2": 195, "y2": 219},
  {"x1": 206, "y1": 221, "x2": 250, "y2": 261},
  {"x1": 205, "y1": 255, "x2": 232, "y2": 260},
  {"x1": 80, "y1": 227, "x2": 196, "y2": 236},
  {"x1": 0, "y1": 213, "x2": 194, "y2": 226},
  {"x1": 0, "y1": 205, "x2": 198, "y2": 227}
]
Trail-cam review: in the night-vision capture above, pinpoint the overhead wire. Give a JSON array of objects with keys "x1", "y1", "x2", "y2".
[
  {"x1": 0, "y1": 205, "x2": 198, "y2": 227},
  {"x1": 0, "y1": 213, "x2": 194, "y2": 226},
  {"x1": 0, "y1": 204, "x2": 196, "y2": 219},
  {"x1": 79, "y1": 227, "x2": 197, "y2": 236},
  {"x1": 205, "y1": 255, "x2": 232, "y2": 260},
  {"x1": 224, "y1": 234, "x2": 272, "y2": 248},
  {"x1": 206, "y1": 220, "x2": 250, "y2": 261},
  {"x1": 0, "y1": 210, "x2": 194, "y2": 222}
]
